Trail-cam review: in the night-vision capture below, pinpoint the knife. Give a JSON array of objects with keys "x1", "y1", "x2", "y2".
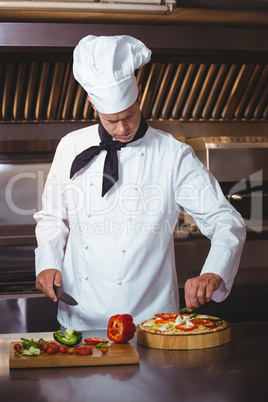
[{"x1": 54, "y1": 286, "x2": 78, "y2": 306}]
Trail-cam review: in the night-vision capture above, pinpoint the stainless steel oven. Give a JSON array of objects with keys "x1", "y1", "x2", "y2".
[{"x1": 0, "y1": 141, "x2": 53, "y2": 293}]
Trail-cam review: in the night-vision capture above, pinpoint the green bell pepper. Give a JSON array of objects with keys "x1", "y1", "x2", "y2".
[
  {"x1": 53, "y1": 329, "x2": 83, "y2": 346},
  {"x1": 21, "y1": 338, "x2": 40, "y2": 350}
]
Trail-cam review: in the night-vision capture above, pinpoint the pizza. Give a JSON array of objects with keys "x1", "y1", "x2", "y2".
[{"x1": 138, "y1": 312, "x2": 227, "y2": 335}]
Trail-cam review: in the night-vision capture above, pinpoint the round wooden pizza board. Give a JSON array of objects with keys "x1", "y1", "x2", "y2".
[{"x1": 136, "y1": 322, "x2": 231, "y2": 350}]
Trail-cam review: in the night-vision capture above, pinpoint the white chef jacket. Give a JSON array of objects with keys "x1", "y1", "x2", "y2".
[{"x1": 34, "y1": 124, "x2": 246, "y2": 330}]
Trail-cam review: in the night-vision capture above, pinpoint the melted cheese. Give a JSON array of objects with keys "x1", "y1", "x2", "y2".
[{"x1": 185, "y1": 320, "x2": 195, "y2": 328}]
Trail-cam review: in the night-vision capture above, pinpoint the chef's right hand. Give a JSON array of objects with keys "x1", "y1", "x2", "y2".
[{"x1": 35, "y1": 269, "x2": 62, "y2": 302}]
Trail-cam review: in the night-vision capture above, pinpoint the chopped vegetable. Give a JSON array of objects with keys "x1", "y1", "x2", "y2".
[
  {"x1": 95, "y1": 342, "x2": 110, "y2": 349},
  {"x1": 20, "y1": 346, "x2": 41, "y2": 356},
  {"x1": 59, "y1": 345, "x2": 68, "y2": 354},
  {"x1": 38, "y1": 338, "x2": 49, "y2": 345},
  {"x1": 179, "y1": 307, "x2": 196, "y2": 314},
  {"x1": 107, "y1": 314, "x2": 136, "y2": 343},
  {"x1": 84, "y1": 337, "x2": 109, "y2": 345},
  {"x1": 192, "y1": 319, "x2": 216, "y2": 328},
  {"x1": 16, "y1": 337, "x2": 65, "y2": 357},
  {"x1": 189, "y1": 313, "x2": 197, "y2": 319},
  {"x1": 42, "y1": 343, "x2": 49, "y2": 352},
  {"x1": 175, "y1": 323, "x2": 198, "y2": 331},
  {"x1": 53, "y1": 329, "x2": 83, "y2": 346},
  {"x1": 47, "y1": 343, "x2": 59, "y2": 354},
  {"x1": 14, "y1": 343, "x2": 22, "y2": 352},
  {"x1": 179, "y1": 308, "x2": 189, "y2": 314},
  {"x1": 74, "y1": 346, "x2": 93, "y2": 356},
  {"x1": 38, "y1": 338, "x2": 49, "y2": 350},
  {"x1": 155, "y1": 319, "x2": 169, "y2": 324},
  {"x1": 21, "y1": 338, "x2": 39, "y2": 351},
  {"x1": 205, "y1": 317, "x2": 222, "y2": 323},
  {"x1": 155, "y1": 313, "x2": 179, "y2": 320}
]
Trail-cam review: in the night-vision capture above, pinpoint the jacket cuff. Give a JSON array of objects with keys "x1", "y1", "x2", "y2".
[
  {"x1": 35, "y1": 244, "x2": 62, "y2": 276},
  {"x1": 200, "y1": 248, "x2": 239, "y2": 302}
]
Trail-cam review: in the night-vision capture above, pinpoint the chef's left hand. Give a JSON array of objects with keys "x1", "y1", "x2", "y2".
[{"x1": 184, "y1": 273, "x2": 222, "y2": 312}]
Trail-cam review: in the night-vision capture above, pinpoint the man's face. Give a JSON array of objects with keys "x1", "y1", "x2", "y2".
[{"x1": 98, "y1": 100, "x2": 141, "y2": 143}]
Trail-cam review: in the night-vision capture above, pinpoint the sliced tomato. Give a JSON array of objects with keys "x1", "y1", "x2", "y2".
[
  {"x1": 175, "y1": 324, "x2": 198, "y2": 331},
  {"x1": 83, "y1": 337, "x2": 109, "y2": 345},
  {"x1": 192, "y1": 319, "x2": 217, "y2": 328},
  {"x1": 100, "y1": 347, "x2": 108, "y2": 354}
]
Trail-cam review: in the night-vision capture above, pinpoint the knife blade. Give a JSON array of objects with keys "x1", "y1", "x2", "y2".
[{"x1": 54, "y1": 286, "x2": 78, "y2": 306}]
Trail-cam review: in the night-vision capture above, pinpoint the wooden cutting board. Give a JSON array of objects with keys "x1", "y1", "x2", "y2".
[
  {"x1": 136, "y1": 323, "x2": 231, "y2": 350},
  {"x1": 9, "y1": 341, "x2": 139, "y2": 369}
]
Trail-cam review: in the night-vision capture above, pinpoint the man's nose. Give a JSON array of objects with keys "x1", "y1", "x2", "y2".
[{"x1": 118, "y1": 120, "x2": 127, "y2": 132}]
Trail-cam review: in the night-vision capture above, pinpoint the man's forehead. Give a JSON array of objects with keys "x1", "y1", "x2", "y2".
[{"x1": 100, "y1": 103, "x2": 136, "y2": 121}]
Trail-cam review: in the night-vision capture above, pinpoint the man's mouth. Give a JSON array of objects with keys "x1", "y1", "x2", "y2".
[{"x1": 117, "y1": 132, "x2": 132, "y2": 139}]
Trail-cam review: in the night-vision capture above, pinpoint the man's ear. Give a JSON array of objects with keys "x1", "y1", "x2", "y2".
[{"x1": 87, "y1": 96, "x2": 96, "y2": 111}]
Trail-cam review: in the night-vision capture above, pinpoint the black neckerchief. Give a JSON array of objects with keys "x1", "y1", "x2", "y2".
[{"x1": 70, "y1": 114, "x2": 148, "y2": 197}]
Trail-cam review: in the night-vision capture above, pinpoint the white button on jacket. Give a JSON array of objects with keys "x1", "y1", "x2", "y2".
[{"x1": 34, "y1": 124, "x2": 246, "y2": 330}]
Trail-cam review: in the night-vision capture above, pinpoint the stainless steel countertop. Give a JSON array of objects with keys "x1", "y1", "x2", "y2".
[{"x1": 1, "y1": 322, "x2": 268, "y2": 402}]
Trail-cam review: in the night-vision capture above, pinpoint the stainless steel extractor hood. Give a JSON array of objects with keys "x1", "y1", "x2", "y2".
[
  {"x1": 0, "y1": 60, "x2": 267, "y2": 123},
  {"x1": 0, "y1": 0, "x2": 177, "y2": 15}
]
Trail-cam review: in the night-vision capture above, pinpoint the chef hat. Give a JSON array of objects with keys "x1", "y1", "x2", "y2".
[{"x1": 73, "y1": 35, "x2": 151, "y2": 114}]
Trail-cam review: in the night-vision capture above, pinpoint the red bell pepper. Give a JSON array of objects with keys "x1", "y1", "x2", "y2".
[
  {"x1": 84, "y1": 337, "x2": 109, "y2": 345},
  {"x1": 107, "y1": 314, "x2": 136, "y2": 343},
  {"x1": 155, "y1": 313, "x2": 179, "y2": 320},
  {"x1": 191, "y1": 319, "x2": 217, "y2": 328},
  {"x1": 175, "y1": 323, "x2": 198, "y2": 331}
]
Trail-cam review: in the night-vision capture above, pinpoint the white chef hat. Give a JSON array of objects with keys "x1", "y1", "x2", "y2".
[{"x1": 73, "y1": 35, "x2": 152, "y2": 114}]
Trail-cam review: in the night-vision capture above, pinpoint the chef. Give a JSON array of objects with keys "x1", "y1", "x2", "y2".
[{"x1": 34, "y1": 35, "x2": 246, "y2": 330}]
